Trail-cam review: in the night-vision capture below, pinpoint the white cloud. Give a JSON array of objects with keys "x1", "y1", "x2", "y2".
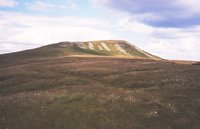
[
  {"x1": 25, "y1": 1, "x2": 56, "y2": 11},
  {"x1": 0, "y1": 42, "x2": 37, "y2": 54},
  {"x1": 67, "y1": 0, "x2": 78, "y2": 10},
  {"x1": 101, "y1": 11, "x2": 200, "y2": 61},
  {"x1": 0, "y1": 11, "x2": 113, "y2": 53},
  {"x1": 140, "y1": 26, "x2": 200, "y2": 61},
  {"x1": 176, "y1": 0, "x2": 200, "y2": 15},
  {"x1": 145, "y1": 38, "x2": 200, "y2": 61},
  {"x1": 115, "y1": 17, "x2": 154, "y2": 35},
  {"x1": 10, "y1": 26, "x2": 112, "y2": 44},
  {"x1": 0, "y1": 0, "x2": 18, "y2": 7},
  {"x1": 91, "y1": 0, "x2": 200, "y2": 27},
  {"x1": 0, "y1": 9, "x2": 200, "y2": 61},
  {"x1": 90, "y1": 0, "x2": 109, "y2": 6},
  {"x1": 25, "y1": 0, "x2": 78, "y2": 11}
]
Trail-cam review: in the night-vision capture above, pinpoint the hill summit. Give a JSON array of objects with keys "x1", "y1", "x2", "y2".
[{"x1": 0, "y1": 40, "x2": 160, "y2": 60}]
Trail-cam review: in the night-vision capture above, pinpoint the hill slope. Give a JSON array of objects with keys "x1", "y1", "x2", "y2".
[
  {"x1": 1, "y1": 41, "x2": 200, "y2": 129},
  {"x1": 0, "y1": 40, "x2": 160, "y2": 60},
  {"x1": 0, "y1": 56, "x2": 200, "y2": 129}
]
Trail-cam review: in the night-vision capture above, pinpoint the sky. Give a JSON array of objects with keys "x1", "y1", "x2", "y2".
[{"x1": 0, "y1": 0, "x2": 200, "y2": 61}]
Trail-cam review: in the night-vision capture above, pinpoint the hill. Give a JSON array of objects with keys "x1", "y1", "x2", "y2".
[
  {"x1": 0, "y1": 40, "x2": 160, "y2": 60},
  {"x1": 0, "y1": 41, "x2": 200, "y2": 129}
]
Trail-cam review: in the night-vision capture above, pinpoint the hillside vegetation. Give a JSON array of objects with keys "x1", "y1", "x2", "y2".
[
  {"x1": 0, "y1": 40, "x2": 160, "y2": 60},
  {"x1": 0, "y1": 41, "x2": 199, "y2": 129}
]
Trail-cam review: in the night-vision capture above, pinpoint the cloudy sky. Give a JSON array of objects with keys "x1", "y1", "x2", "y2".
[{"x1": 0, "y1": 0, "x2": 200, "y2": 60}]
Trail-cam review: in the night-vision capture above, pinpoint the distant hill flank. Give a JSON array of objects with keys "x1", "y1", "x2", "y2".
[{"x1": 0, "y1": 40, "x2": 160, "y2": 60}]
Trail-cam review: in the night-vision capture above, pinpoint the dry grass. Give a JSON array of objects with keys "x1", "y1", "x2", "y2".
[{"x1": 0, "y1": 56, "x2": 200, "y2": 129}]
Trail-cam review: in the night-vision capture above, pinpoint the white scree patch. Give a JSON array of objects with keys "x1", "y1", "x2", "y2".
[
  {"x1": 88, "y1": 42, "x2": 94, "y2": 50},
  {"x1": 114, "y1": 43, "x2": 128, "y2": 54},
  {"x1": 101, "y1": 43, "x2": 110, "y2": 51},
  {"x1": 80, "y1": 45, "x2": 86, "y2": 49}
]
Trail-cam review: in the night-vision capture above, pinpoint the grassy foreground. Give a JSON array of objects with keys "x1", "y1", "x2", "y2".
[{"x1": 0, "y1": 56, "x2": 200, "y2": 129}]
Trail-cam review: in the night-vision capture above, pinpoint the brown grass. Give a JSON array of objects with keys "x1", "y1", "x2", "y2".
[{"x1": 0, "y1": 56, "x2": 200, "y2": 129}]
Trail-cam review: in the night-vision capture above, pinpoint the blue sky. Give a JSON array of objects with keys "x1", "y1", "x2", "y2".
[{"x1": 0, "y1": 0, "x2": 200, "y2": 61}]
